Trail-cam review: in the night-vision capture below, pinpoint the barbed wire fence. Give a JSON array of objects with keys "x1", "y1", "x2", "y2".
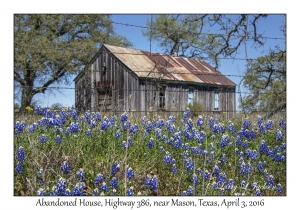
[{"x1": 14, "y1": 18, "x2": 286, "y2": 121}]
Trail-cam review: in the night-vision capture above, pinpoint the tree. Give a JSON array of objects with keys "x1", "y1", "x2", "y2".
[
  {"x1": 143, "y1": 14, "x2": 268, "y2": 68},
  {"x1": 239, "y1": 49, "x2": 286, "y2": 118},
  {"x1": 14, "y1": 14, "x2": 132, "y2": 112},
  {"x1": 51, "y1": 103, "x2": 64, "y2": 110}
]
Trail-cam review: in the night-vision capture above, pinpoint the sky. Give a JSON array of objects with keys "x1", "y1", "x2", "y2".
[{"x1": 29, "y1": 14, "x2": 286, "y2": 110}]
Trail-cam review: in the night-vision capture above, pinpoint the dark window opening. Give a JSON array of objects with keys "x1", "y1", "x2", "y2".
[{"x1": 159, "y1": 86, "x2": 166, "y2": 109}]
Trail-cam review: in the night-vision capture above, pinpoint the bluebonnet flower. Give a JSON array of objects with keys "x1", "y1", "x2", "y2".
[
  {"x1": 115, "y1": 130, "x2": 121, "y2": 139},
  {"x1": 240, "y1": 180, "x2": 247, "y2": 188},
  {"x1": 155, "y1": 128, "x2": 162, "y2": 139},
  {"x1": 15, "y1": 162, "x2": 23, "y2": 174},
  {"x1": 208, "y1": 117, "x2": 214, "y2": 129},
  {"x1": 146, "y1": 121, "x2": 153, "y2": 133},
  {"x1": 163, "y1": 152, "x2": 173, "y2": 165},
  {"x1": 275, "y1": 184, "x2": 283, "y2": 195},
  {"x1": 73, "y1": 182, "x2": 87, "y2": 196},
  {"x1": 220, "y1": 134, "x2": 229, "y2": 148},
  {"x1": 191, "y1": 145, "x2": 202, "y2": 155},
  {"x1": 39, "y1": 134, "x2": 47, "y2": 143},
  {"x1": 69, "y1": 122, "x2": 80, "y2": 133},
  {"x1": 148, "y1": 138, "x2": 155, "y2": 149},
  {"x1": 203, "y1": 170, "x2": 210, "y2": 180},
  {"x1": 217, "y1": 173, "x2": 227, "y2": 185},
  {"x1": 100, "y1": 182, "x2": 108, "y2": 193},
  {"x1": 182, "y1": 143, "x2": 190, "y2": 150},
  {"x1": 203, "y1": 150, "x2": 208, "y2": 156},
  {"x1": 251, "y1": 182, "x2": 258, "y2": 190},
  {"x1": 76, "y1": 168, "x2": 86, "y2": 182},
  {"x1": 56, "y1": 178, "x2": 67, "y2": 196},
  {"x1": 239, "y1": 161, "x2": 253, "y2": 177},
  {"x1": 144, "y1": 175, "x2": 159, "y2": 193},
  {"x1": 95, "y1": 173, "x2": 105, "y2": 185},
  {"x1": 243, "y1": 118, "x2": 250, "y2": 129},
  {"x1": 101, "y1": 117, "x2": 111, "y2": 131},
  {"x1": 127, "y1": 187, "x2": 134, "y2": 196},
  {"x1": 173, "y1": 137, "x2": 182, "y2": 149},
  {"x1": 182, "y1": 108, "x2": 190, "y2": 121},
  {"x1": 187, "y1": 186, "x2": 194, "y2": 195},
  {"x1": 273, "y1": 153, "x2": 285, "y2": 162},
  {"x1": 187, "y1": 119, "x2": 193, "y2": 130},
  {"x1": 212, "y1": 165, "x2": 220, "y2": 176},
  {"x1": 279, "y1": 119, "x2": 286, "y2": 130},
  {"x1": 219, "y1": 123, "x2": 225, "y2": 133},
  {"x1": 34, "y1": 105, "x2": 43, "y2": 115},
  {"x1": 281, "y1": 143, "x2": 286, "y2": 150},
  {"x1": 235, "y1": 135, "x2": 242, "y2": 147},
  {"x1": 254, "y1": 189, "x2": 261, "y2": 196},
  {"x1": 93, "y1": 112, "x2": 101, "y2": 121},
  {"x1": 93, "y1": 188, "x2": 100, "y2": 196},
  {"x1": 110, "y1": 162, "x2": 120, "y2": 176},
  {"x1": 16, "y1": 146, "x2": 26, "y2": 163},
  {"x1": 276, "y1": 129, "x2": 283, "y2": 141},
  {"x1": 110, "y1": 177, "x2": 119, "y2": 190},
  {"x1": 37, "y1": 188, "x2": 46, "y2": 196},
  {"x1": 265, "y1": 174, "x2": 275, "y2": 187},
  {"x1": 161, "y1": 135, "x2": 167, "y2": 141},
  {"x1": 220, "y1": 154, "x2": 227, "y2": 163},
  {"x1": 250, "y1": 129, "x2": 256, "y2": 140},
  {"x1": 242, "y1": 140, "x2": 248, "y2": 149},
  {"x1": 120, "y1": 112, "x2": 128, "y2": 123},
  {"x1": 27, "y1": 122, "x2": 38, "y2": 133},
  {"x1": 181, "y1": 191, "x2": 188, "y2": 196},
  {"x1": 259, "y1": 140, "x2": 268, "y2": 155},
  {"x1": 172, "y1": 164, "x2": 177, "y2": 174},
  {"x1": 86, "y1": 129, "x2": 92, "y2": 136},
  {"x1": 55, "y1": 135, "x2": 62, "y2": 143},
  {"x1": 37, "y1": 169, "x2": 44, "y2": 183},
  {"x1": 185, "y1": 157, "x2": 194, "y2": 172},
  {"x1": 14, "y1": 121, "x2": 26, "y2": 134},
  {"x1": 227, "y1": 121, "x2": 235, "y2": 133},
  {"x1": 61, "y1": 161, "x2": 71, "y2": 174},
  {"x1": 126, "y1": 167, "x2": 134, "y2": 179},
  {"x1": 257, "y1": 116, "x2": 263, "y2": 126},
  {"x1": 130, "y1": 124, "x2": 139, "y2": 134},
  {"x1": 212, "y1": 124, "x2": 219, "y2": 134},
  {"x1": 259, "y1": 124, "x2": 265, "y2": 134},
  {"x1": 197, "y1": 116, "x2": 204, "y2": 127},
  {"x1": 159, "y1": 146, "x2": 165, "y2": 153},
  {"x1": 225, "y1": 179, "x2": 234, "y2": 190},
  {"x1": 265, "y1": 120, "x2": 273, "y2": 130},
  {"x1": 64, "y1": 127, "x2": 71, "y2": 136},
  {"x1": 192, "y1": 174, "x2": 199, "y2": 185},
  {"x1": 211, "y1": 182, "x2": 218, "y2": 189}
]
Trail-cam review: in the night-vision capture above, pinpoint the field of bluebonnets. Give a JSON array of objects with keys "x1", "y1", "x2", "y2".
[{"x1": 14, "y1": 106, "x2": 286, "y2": 196}]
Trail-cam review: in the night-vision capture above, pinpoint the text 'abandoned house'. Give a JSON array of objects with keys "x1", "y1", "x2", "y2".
[{"x1": 74, "y1": 44, "x2": 236, "y2": 117}]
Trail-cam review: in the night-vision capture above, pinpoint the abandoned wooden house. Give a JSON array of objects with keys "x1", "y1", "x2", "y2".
[{"x1": 74, "y1": 44, "x2": 236, "y2": 117}]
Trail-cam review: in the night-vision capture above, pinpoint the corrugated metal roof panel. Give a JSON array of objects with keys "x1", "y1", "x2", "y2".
[{"x1": 104, "y1": 44, "x2": 236, "y2": 86}]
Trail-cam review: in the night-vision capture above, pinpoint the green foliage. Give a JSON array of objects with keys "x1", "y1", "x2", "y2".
[
  {"x1": 240, "y1": 50, "x2": 286, "y2": 118},
  {"x1": 14, "y1": 14, "x2": 132, "y2": 111},
  {"x1": 187, "y1": 102, "x2": 204, "y2": 118}
]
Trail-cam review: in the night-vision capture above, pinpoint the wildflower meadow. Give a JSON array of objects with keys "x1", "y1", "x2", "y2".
[{"x1": 14, "y1": 106, "x2": 286, "y2": 196}]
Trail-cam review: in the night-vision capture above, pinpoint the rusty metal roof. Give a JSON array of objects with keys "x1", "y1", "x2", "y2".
[{"x1": 104, "y1": 44, "x2": 236, "y2": 86}]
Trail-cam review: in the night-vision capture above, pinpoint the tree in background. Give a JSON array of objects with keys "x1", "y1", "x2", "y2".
[
  {"x1": 14, "y1": 14, "x2": 132, "y2": 112},
  {"x1": 143, "y1": 14, "x2": 286, "y2": 117},
  {"x1": 239, "y1": 49, "x2": 286, "y2": 118},
  {"x1": 51, "y1": 103, "x2": 64, "y2": 111},
  {"x1": 143, "y1": 14, "x2": 268, "y2": 68}
]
